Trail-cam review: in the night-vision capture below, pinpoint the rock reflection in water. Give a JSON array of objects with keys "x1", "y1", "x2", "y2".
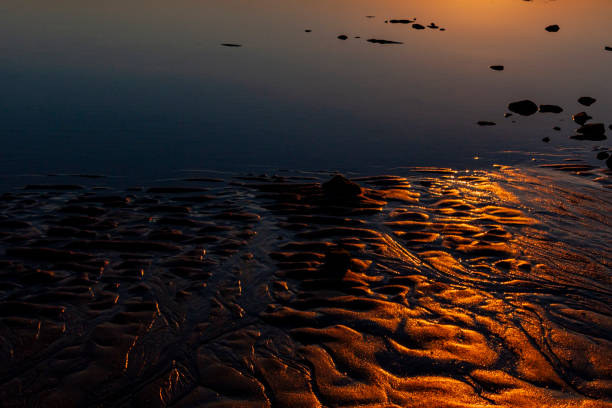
[{"x1": 0, "y1": 168, "x2": 610, "y2": 407}]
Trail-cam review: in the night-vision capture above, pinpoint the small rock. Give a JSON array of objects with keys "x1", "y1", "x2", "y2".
[
  {"x1": 389, "y1": 19, "x2": 413, "y2": 24},
  {"x1": 578, "y1": 96, "x2": 596, "y2": 106},
  {"x1": 490, "y1": 65, "x2": 504, "y2": 71},
  {"x1": 605, "y1": 46, "x2": 612, "y2": 51},
  {"x1": 367, "y1": 39, "x2": 403, "y2": 45},
  {"x1": 508, "y1": 100, "x2": 538, "y2": 116},
  {"x1": 428, "y1": 23, "x2": 439, "y2": 29},
  {"x1": 596, "y1": 151, "x2": 609, "y2": 160},
  {"x1": 571, "y1": 123, "x2": 607, "y2": 141},
  {"x1": 545, "y1": 25, "x2": 560, "y2": 32},
  {"x1": 539, "y1": 104, "x2": 563, "y2": 113},
  {"x1": 221, "y1": 43, "x2": 242, "y2": 47},
  {"x1": 504, "y1": 113, "x2": 513, "y2": 118},
  {"x1": 607, "y1": 156, "x2": 612, "y2": 169},
  {"x1": 477, "y1": 121, "x2": 496, "y2": 126},
  {"x1": 542, "y1": 137, "x2": 550, "y2": 143},
  {"x1": 553, "y1": 126, "x2": 561, "y2": 131},
  {"x1": 412, "y1": 23, "x2": 425, "y2": 30},
  {"x1": 305, "y1": 29, "x2": 312, "y2": 32},
  {"x1": 577, "y1": 123, "x2": 606, "y2": 136},
  {"x1": 337, "y1": 35, "x2": 348, "y2": 40},
  {"x1": 573, "y1": 112, "x2": 592, "y2": 125},
  {"x1": 322, "y1": 175, "x2": 362, "y2": 200}
]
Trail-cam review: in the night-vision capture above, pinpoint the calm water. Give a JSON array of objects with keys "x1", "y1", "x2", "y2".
[{"x1": 0, "y1": 0, "x2": 611, "y2": 181}]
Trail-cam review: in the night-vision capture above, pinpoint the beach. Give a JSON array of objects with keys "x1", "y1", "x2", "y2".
[
  {"x1": 0, "y1": 167, "x2": 610, "y2": 406},
  {"x1": 0, "y1": 0, "x2": 611, "y2": 406}
]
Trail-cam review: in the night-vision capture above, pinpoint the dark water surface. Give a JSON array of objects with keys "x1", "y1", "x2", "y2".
[{"x1": 1, "y1": 0, "x2": 611, "y2": 181}]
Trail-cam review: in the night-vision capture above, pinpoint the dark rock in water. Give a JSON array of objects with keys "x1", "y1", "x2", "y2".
[
  {"x1": 542, "y1": 137, "x2": 550, "y2": 142},
  {"x1": 412, "y1": 24, "x2": 425, "y2": 30},
  {"x1": 570, "y1": 134, "x2": 606, "y2": 141},
  {"x1": 553, "y1": 126, "x2": 561, "y2": 131},
  {"x1": 477, "y1": 121, "x2": 496, "y2": 126},
  {"x1": 439, "y1": 28, "x2": 446, "y2": 31},
  {"x1": 596, "y1": 151, "x2": 609, "y2": 160},
  {"x1": 577, "y1": 123, "x2": 606, "y2": 136},
  {"x1": 221, "y1": 43, "x2": 242, "y2": 47},
  {"x1": 322, "y1": 175, "x2": 362, "y2": 201},
  {"x1": 508, "y1": 100, "x2": 538, "y2": 116},
  {"x1": 573, "y1": 112, "x2": 592, "y2": 125},
  {"x1": 545, "y1": 25, "x2": 560, "y2": 32},
  {"x1": 607, "y1": 156, "x2": 612, "y2": 169},
  {"x1": 539, "y1": 104, "x2": 563, "y2": 113},
  {"x1": 389, "y1": 19, "x2": 413, "y2": 24},
  {"x1": 578, "y1": 96, "x2": 596, "y2": 106},
  {"x1": 367, "y1": 39, "x2": 403, "y2": 45},
  {"x1": 428, "y1": 23, "x2": 439, "y2": 29},
  {"x1": 337, "y1": 35, "x2": 348, "y2": 40},
  {"x1": 323, "y1": 249, "x2": 352, "y2": 277},
  {"x1": 490, "y1": 65, "x2": 504, "y2": 71},
  {"x1": 305, "y1": 29, "x2": 312, "y2": 32},
  {"x1": 366, "y1": 16, "x2": 376, "y2": 18},
  {"x1": 610, "y1": 124, "x2": 612, "y2": 130},
  {"x1": 606, "y1": 46, "x2": 612, "y2": 51},
  {"x1": 571, "y1": 123, "x2": 606, "y2": 141},
  {"x1": 504, "y1": 113, "x2": 512, "y2": 118}
]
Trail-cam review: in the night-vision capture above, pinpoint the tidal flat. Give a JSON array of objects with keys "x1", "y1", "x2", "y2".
[
  {"x1": 0, "y1": 0, "x2": 611, "y2": 406},
  {"x1": 0, "y1": 168, "x2": 610, "y2": 407}
]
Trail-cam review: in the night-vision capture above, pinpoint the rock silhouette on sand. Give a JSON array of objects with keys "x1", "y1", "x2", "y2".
[
  {"x1": 337, "y1": 35, "x2": 348, "y2": 40},
  {"x1": 490, "y1": 65, "x2": 504, "y2": 71},
  {"x1": 508, "y1": 100, "x2": 538, "y2": 116},
  {"x1": 322, "y1": 175, "x2": 362, "y2": 202},
  {"x1": 545, "y1": 25, "x2": 560, "y2": 32}
]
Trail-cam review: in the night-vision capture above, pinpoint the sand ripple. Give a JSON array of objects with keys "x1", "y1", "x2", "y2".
[{"x1": 0, "y1": 168, "x2": 610, "y2": 407}]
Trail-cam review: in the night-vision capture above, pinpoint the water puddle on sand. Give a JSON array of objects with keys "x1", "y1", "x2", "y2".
[{"x1": 0, "y1": 166, "x2": 610, "y2": 407}]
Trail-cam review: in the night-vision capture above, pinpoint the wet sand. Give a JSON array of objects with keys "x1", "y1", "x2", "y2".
[{"x1": 0, "y1": 167, "x2": 610, "y2": 407}]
